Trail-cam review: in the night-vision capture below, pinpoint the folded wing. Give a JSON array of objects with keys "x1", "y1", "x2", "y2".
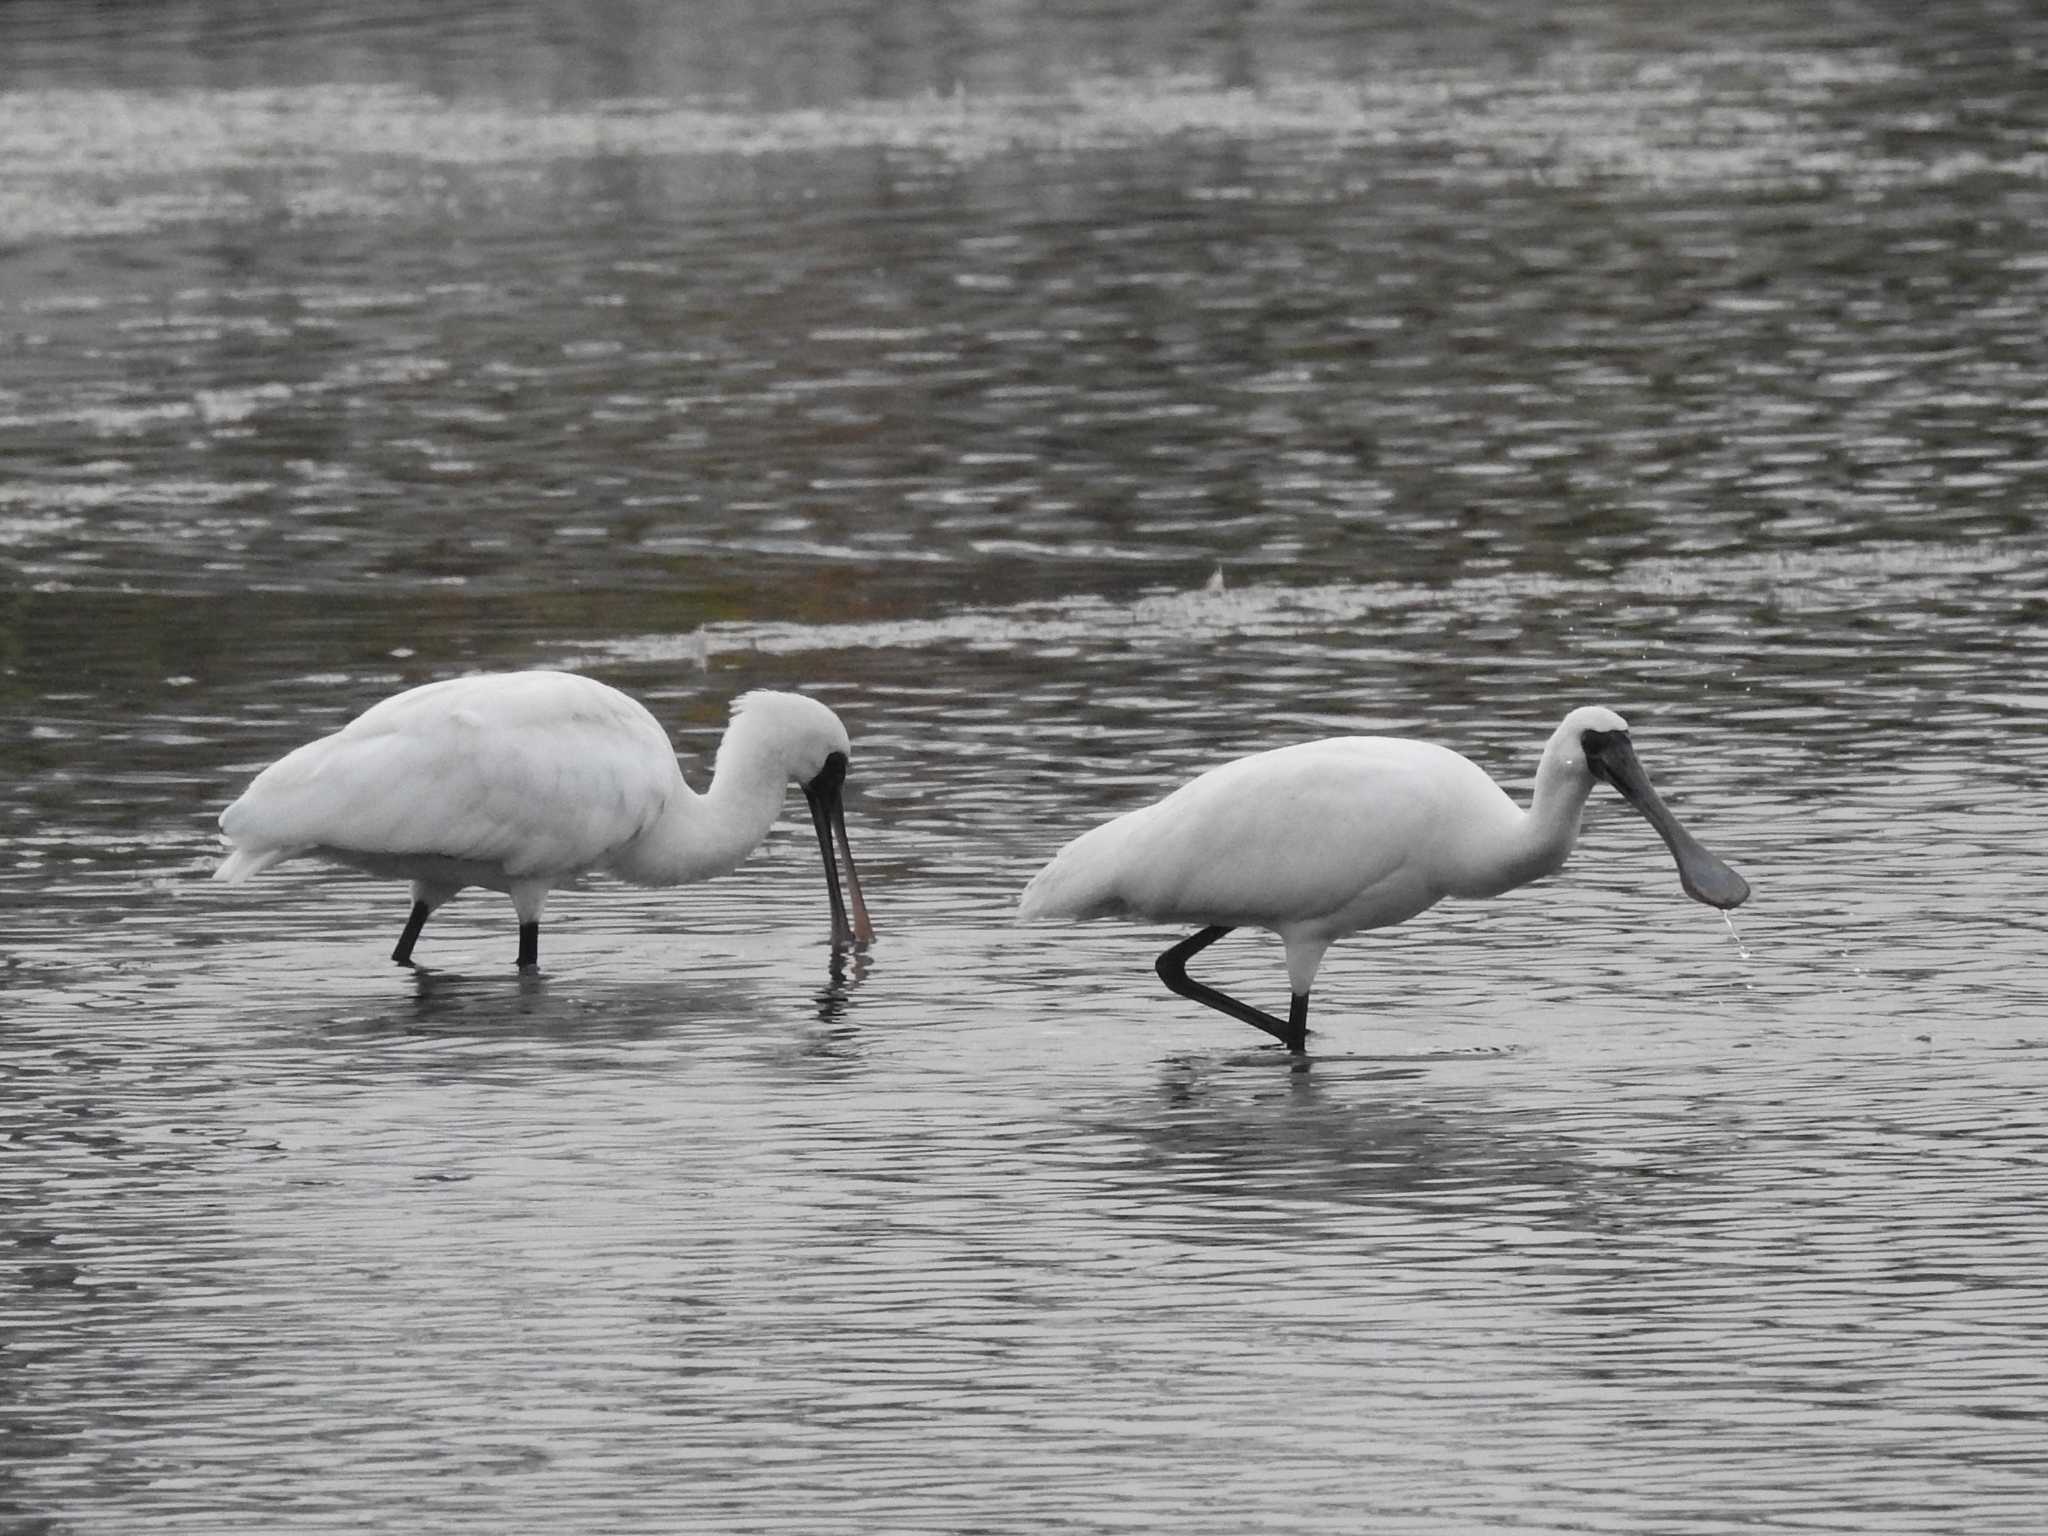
[
  {"x1": 1021, "y1": 738, "x2": 1463, "y2": 930},
  {"x1": 215, "y1": 672, "x2": 683, "y2": 881}
]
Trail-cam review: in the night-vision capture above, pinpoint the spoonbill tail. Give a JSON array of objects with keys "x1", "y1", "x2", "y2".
[
  {"x1": 214, "y1": 672, "x2": 874, "y2": 969},
  {"x1": 1018, "y1": 706, "x2": 1747, "y2": 1053}
]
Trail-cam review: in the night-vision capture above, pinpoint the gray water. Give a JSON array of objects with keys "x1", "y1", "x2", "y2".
[{"x1": 6, "y1": 2, "x2": 2048, "y2": 1531}]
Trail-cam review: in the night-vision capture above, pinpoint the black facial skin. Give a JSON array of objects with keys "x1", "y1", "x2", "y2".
[
  {"x1": 1582, "y1": 730, "x2": 1750, "y2": 910},
  {"x1": 802, "y1": 751, "x2": 876, "y2": 948}
]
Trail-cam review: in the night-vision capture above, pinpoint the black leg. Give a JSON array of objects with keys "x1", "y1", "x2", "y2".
[
  {"x1": 393, "y1": 900, "x2": 430, "y2": 966},
  {"x1": 1154, "y1": 926, "x2": 1308, "y2": 1053},
  {"x1": 516, "y1": 922, "x2": 539, "y2": 971}
]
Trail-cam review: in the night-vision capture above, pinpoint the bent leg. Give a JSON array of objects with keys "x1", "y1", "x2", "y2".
[
  {"x1": 1154, "y1": 926, "x2": 1308, "y2": 1053},
  {"x1": 392, "y1": 901, "x2": 431, "y2": 965},
  {"x1": 393, "y1": 881, "x2": 460, "y2": 966}
]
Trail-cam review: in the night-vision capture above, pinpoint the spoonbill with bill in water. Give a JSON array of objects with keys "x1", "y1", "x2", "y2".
[
  {"x1": 214, "y1": 671, "x2": 874, "y2": 969},
  {"x1": 1018, "y1": 706, "x2": 1747, "y2": 1053}
]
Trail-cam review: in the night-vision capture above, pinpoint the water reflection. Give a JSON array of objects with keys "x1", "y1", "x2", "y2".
[
  {"x1": 1112, "y1": 1056, "x2": 1612, "y2": 1229},
  {"x1": 7, "y1": 0, "x2": 2048, "y2": 1531},
  {"x1": 811, "y1": 943, "x2": 870, "y2": 1028}
]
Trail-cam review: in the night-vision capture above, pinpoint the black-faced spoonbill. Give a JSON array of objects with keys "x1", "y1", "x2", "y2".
[
  {"x1": 214, "y1": 671, "x2": 874, "y2": 969},
  {"x1": 1018, "y1": 706, "x2": 1748, "y2": 1053}
]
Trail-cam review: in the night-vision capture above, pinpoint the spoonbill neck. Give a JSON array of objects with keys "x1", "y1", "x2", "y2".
[
  {"x1": 612, "y1": 733, "x2": 793, "y2": 886},
  {"x1": 1493, "y1": 747, "x2": 1599, "y2": 889}
]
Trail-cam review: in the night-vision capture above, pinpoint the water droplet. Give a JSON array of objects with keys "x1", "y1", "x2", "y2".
[{"x1": 1721, "y1": 910, "x2": 1753, "y2": 961}]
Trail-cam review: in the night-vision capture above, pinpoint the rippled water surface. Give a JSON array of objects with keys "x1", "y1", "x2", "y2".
[{"x1": 6, "y1": 2, "x2": 2048, "y2": 1531}]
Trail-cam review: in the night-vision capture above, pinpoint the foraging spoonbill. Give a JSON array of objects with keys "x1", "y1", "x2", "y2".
[
  {"x1": 214, "y1": 672, "x2": 874, "y2": 969},
  {"x1": 1018, "y1": 706, "x2": 1747, "y2": 1053}
]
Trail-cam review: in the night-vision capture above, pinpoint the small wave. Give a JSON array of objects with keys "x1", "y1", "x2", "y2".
[
  {"x1": 0, "y1": 50, "x2": 1994, "y2": 243},
  {"x1": 570, "y1": 539, "x2": 2032, "y2": 665}
]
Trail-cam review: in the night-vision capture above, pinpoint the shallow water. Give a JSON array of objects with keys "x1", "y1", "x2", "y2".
[{"x1": 5, "y1": 3, "x2": 2048, "y2": 1531}]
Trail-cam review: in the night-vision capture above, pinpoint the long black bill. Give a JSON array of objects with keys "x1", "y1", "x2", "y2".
[
  {"x1": 803, "y1": 752, "x2": 876, "y2": 950},
  {"x1": 1585, "y1": 732, "x2": 1750, "y2": 910}
]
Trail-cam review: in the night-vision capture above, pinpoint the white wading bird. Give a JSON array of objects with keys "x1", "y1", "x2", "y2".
[
  {"x1": 215, "y1": 672, "x2": 874, "y2": 969},
  {"x1": 1019, "y1": 706, "x2": 1747, "y2": 1053}
]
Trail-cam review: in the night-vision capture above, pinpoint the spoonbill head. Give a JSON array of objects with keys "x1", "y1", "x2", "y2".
[
  {"x1": 1018, "y1": 705, "x2": 1747, "y2": 1053},
  {"x1": 1567, "y1": 708, "x2": 1749, "y2": 911},
  {"x1": 214, "y1": 672, "x2": 875, "y2": 970}
]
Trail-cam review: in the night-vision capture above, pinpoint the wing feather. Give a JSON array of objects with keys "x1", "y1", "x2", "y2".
[
  {"x1": 217, "y1": 672, "x2": 681, "y2": 878},
  {"x1": 1022, "y1": 738, "x2": 1492, "y2": 929}
]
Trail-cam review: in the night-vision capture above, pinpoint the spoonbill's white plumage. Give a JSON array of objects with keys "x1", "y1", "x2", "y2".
[
  {"x1": 1019, "y1": 706, "x2": 1748, "y2": 1053},
  {"x1": 215, "y1": 671, "x2": 874, "y2": 969}
]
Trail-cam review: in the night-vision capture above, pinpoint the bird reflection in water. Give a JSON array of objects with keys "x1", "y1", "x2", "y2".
[{"x1": 805, "y1": 945, "x2": 872, "y2": 1055}]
